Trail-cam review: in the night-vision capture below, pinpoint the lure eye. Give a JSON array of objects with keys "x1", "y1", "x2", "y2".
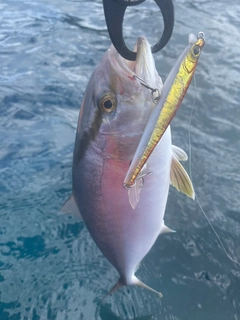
[
  {"x1": 99, "y1": 93, "x2": 116, "y2": 113},
  {"x1": 193, "y1": 45, "x2": 201, "y2": 57}
]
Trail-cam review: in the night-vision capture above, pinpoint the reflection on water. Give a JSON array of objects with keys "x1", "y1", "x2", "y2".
[{"x1": 0, "y1": 0, "x2": 240, "y2": 319}]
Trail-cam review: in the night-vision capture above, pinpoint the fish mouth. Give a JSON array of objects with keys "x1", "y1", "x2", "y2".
[{"x1": 112, "y1": 36, "x2": 159, "y2": 87}]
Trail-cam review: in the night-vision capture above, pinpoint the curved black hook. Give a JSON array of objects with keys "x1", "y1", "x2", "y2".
[{"x1": 102, "y1": 0, "x2": 174, "y2": 61}]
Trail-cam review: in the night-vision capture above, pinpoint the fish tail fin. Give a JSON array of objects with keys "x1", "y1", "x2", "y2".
[
  {"x1": 103, "y1": 275, "x2": 163, "y2": 299},
  {"x1": 102, "y1": 279, "x2": 124, "y2": 300},
  {"x1": 132, "y1": 275, "x2": 163, "y2": 298}
]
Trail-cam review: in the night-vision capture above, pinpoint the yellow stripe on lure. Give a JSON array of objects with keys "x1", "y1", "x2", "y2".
[{"x1": 124, "y1": 32, "x2": 205, "y2": 188}]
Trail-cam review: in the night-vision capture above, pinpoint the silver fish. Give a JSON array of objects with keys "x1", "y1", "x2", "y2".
[{"x1": 61, "y1": 36, "x2": 195, "y2": 297}]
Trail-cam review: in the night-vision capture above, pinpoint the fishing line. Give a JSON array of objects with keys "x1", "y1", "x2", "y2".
[{"x1": 188, "y1": 76, "x2": 240, "y2": 266}]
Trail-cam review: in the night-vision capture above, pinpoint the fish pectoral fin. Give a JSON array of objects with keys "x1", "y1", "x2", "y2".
[
  {"x1": 128, "y1": 164, "x2": 148, "y2": 210},
  {"x1": 172, "y1": 145, "x2": 188, "y2": 161},
  {"x1": 59, "y1": 195, "x2": 82, "y2": 219},
  {"x1": 128, "y1": 178, "x2": 143, "y2": 210},
  {"x1": 170, "y1": 154, "x2": 195, "y2": 200},
  {"x1": 159, "y1": 221, "x2": 176, "y2": 234}
]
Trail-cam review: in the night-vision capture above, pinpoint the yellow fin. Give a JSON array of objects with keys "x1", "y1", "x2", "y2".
[{"x1": 170, "y1": 154, "x2": 195, "y2": 200}]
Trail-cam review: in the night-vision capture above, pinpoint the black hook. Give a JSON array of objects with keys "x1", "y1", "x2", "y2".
[{"x1": 102, "y1": 0, "x2": 174, "y2": 61}]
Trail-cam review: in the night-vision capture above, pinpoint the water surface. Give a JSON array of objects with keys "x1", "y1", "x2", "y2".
[{"x1": 1, "y1": 0, "x2": 240, "y2": 319}]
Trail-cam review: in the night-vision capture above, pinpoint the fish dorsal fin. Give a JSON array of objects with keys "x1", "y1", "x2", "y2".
[
  {"x1": 159, "y1": 221, "x2": 176, "y2": 234},
  {"x1": 172, "y1": 145, "x2": 188, "y2": 161},
  {"x1": 60, "y1": 195, "x2": 82, "y2": 219},
  {"x1": 128, "y1": 164, "x2": 149, "y2": 210},
  {"x1": 170, "y1": 153, "x2": 195, "y2": 200}
]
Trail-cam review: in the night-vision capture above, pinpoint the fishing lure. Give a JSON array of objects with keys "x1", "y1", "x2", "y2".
[{"x1": 124, "y1": 32, "x2": 205, "y2": 188}]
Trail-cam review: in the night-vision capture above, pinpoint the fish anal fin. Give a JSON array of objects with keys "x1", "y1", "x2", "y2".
[
  {"x1": 170, "y1": 154, "x2": 195, "y2": 199},
  {"x1": 60, "y1": 195, "x2": 82, "y2": 219},
  {"x1": 159, "y1": 221, "x2": 176, "y2": 234}
]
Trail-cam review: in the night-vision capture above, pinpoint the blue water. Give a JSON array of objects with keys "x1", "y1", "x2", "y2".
[{"x1": 1, "y1": 0, "x2": 240, "y2": 319}]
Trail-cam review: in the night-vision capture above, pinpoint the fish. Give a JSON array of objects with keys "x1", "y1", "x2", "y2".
[
  {"x1": 61, "y1": 36, "x2": 195, "y2": 297},
  {"x1": 124, "y1": 32, "x2": 205, "y2": 188}
]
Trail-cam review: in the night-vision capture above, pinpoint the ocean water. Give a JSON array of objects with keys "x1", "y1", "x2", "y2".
[{"x1": 1, "y1": 0, "x2": 240, "y2": 319}]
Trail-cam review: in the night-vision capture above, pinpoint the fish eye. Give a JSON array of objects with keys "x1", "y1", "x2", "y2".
[
  {"x1": 99, "y1": 93, "x2": 116, "y2": 113},
  {"x1": 193, "y1": 45, "x2": 201, "y2": 57}
]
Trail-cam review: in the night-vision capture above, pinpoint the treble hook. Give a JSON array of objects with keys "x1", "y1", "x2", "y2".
[{"x1": 102, "y1": 0, "x2": 174, "y2": 61}]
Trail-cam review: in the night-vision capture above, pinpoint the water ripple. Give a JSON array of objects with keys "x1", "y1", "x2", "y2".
[{"x1": 1, "y1": 0, "x2": 240, "y2": 319}]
